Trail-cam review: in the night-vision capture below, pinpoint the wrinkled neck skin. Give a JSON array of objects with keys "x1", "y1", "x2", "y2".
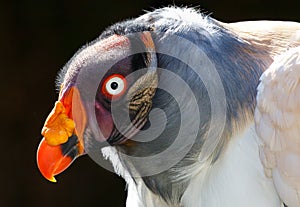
[{"x1": 101, "y1": 8, "x2": 300, "y2": 207}]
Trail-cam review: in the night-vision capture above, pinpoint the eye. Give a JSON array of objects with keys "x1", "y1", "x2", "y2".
[{"x1": 102, "y1": 74, "x2": 127, "y2": 99}]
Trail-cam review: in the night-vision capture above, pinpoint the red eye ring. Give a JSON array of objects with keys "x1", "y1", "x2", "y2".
[{"x1": 101, "y1": 74, "x2": 127, "y2": 99}]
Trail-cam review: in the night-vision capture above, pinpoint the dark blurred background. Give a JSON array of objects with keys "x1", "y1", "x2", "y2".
[{"x1": 1, "y1": 0, "x2": 299, "y2": 206}]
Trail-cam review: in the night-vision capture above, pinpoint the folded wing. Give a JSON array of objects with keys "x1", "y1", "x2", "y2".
[{"x1": 255, "y1": 46, "x2": 300, "y2": 207}]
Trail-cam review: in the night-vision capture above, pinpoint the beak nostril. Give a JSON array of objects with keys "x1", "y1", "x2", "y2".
[{"x1": 60, "y1": 134, "x2": 80, "y2": 157}]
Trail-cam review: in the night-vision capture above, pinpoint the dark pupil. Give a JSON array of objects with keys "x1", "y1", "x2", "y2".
[{"x1": 110, "y1": 82, "x2": 118, "y2": 90}]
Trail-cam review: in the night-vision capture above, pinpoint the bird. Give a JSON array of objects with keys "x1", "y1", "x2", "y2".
[{"x1": 36, "y1": 7, "x2": 300, "y2": 207}]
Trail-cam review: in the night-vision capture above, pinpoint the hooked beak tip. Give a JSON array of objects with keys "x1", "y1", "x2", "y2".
[
  {"x1": 47, "y1": 176, "x2": 57, "y2": 183},
  {"x1": 37, "y1": 137, "x2": 79, "y2": 183}
]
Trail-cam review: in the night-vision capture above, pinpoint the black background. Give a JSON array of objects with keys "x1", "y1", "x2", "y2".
[{"x1": 1, "y1": 0, "x2": 299, "y2": 206}]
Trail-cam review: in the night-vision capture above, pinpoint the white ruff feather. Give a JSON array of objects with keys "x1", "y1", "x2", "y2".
[
  {"x1": 179, "y1": 123, "x2": 283, "y2": 207},
  {"x1": 102, "y1": 147, "x2": 170, "y2": 207},
  {"x1": 181, "y1": 124, "x2": 281, "y2": 207},
  {"x1": 103, "y1": 124, "x2": 282, "y2": 207}
]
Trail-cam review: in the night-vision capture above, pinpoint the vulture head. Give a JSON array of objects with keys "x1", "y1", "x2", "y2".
[{"x1": 37, "y1": 7, "x2": 300, "y2": 207}]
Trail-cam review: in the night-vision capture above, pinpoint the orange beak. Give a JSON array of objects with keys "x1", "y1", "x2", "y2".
[
  {"x1": 36, "y1": 86, "x2": 86, "y2": 182},
  {"x1": 36, "y1": 136, "x2": 82, "y2": 182}
]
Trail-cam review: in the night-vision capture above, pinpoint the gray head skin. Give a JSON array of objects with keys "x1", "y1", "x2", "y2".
[{"x1": 48, "y1": 7, "x2": 299, "y2": 206}]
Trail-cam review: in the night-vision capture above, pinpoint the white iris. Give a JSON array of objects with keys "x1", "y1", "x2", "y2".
[{"x1": 105, "y1": 76, "x2": 125, "y2": 96}]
